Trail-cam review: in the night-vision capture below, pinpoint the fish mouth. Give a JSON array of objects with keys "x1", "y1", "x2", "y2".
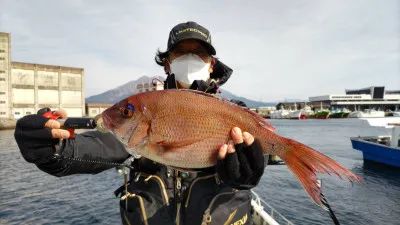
[
  {"x1": 95, "y1": 113, "x2": 114, "y2": 133},
  {"x1": 95, "y1": 112, "x2": 139, "y2": 148}
]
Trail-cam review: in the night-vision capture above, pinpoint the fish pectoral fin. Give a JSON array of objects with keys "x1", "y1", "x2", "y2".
[{"x1": 155, "y1": 137, "x2": 208, "y2": 148}]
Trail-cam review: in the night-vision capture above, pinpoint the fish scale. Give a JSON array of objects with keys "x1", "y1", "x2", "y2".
[{"x1": 100, "y1": 89, "x2": 361, "y2": 208}]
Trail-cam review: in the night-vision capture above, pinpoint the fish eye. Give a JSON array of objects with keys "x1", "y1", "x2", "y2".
[{"x1": 120, "y1": 103, "x2": 134, "y2": 118}]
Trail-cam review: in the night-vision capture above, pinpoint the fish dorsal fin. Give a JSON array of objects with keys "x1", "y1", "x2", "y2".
[
  {"x1": 242, "y1": 106, "x2": 276, "y2": 132},
  {"x1": 176, "y1": 89, "x2": 224, "y2": 99},
  {"x1": 174, "y1": 89, "x2": 276, "y2": 132}
]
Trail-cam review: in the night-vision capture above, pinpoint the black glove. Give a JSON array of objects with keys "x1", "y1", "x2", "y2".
[
  {"x1": 216, "y1": 140, "x2": 265, "y2": 190},
  {"x1": 14, "y1": 109, "x2": 58, "y2": 164}
]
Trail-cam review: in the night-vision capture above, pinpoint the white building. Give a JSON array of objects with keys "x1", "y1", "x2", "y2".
[
  {"x1": 136, "y1": 80, "x2": 164, "y2": 93},
  {"x1": 86, "y1": 103, "x2": 113, "y2": 117},
  {"x1": 11, "y1": 62, "x2": 85, "y2": 119},
  {"x1": 0, "y1": 32, "x2": 11, "y2": 119},
  {"x1": 0, "y1": 32, "x2": 85, "y2": 119},
  {"x1": 309, "y1": 86, "x2": 400, "y2": 111}
]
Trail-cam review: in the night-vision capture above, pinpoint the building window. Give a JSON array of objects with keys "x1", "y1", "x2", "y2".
[
  {"x1": 0, "y1": 112, "x2": 5, "y2": 115},
  {"x1": 0, "y1": 92, "x2": 5, "y2": 95},
  {"x1": 91, "y1": 109, "x2": 97, "y2": 113},
  {"x1": 0, "y1": 57, "x2": 5, "y2": 60},
  {"x1": 26, "y1": 112, "x2": 31, "y2": 115},
  {"x1": 14, "y1": 112, "x2": 20, "y2": 115},
  {"x1": 0, "y1": 50, "x2": 5, "y2": 53},
  {"x1": 0, "y1": 78, "x2": 5, "y2": 81},
  {"x1": 0, "y1": 70, "x2": 5, "y2": 73},
  {"x1": 0, "y1": 101, "x2": 5, "y2": 104}
]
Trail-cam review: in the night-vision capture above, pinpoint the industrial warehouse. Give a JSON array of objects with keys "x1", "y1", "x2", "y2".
[{"x1": 0, "y1": 32, "x2": 85, "y2": 120}]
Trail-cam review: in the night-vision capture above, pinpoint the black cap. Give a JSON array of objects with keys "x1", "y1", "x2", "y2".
[{"x1": 167, "y1": 21, "x2": 216, "y2": 55}]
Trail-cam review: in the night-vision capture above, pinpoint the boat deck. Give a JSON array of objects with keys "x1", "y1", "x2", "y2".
[{"x1": 357, "y1": 135, "x2": 391, "y2": 146}]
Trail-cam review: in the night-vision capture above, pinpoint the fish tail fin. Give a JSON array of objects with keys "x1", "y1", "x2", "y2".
[{"x1": 277, "y1": 138, "x2": 362, "y2": 207}]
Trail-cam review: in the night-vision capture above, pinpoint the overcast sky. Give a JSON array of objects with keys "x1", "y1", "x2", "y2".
[{"x1": 0, "y1": 0, "x2": 399, "y2": 101}]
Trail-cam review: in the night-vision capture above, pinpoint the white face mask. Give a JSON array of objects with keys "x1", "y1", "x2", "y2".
[{"x1": 169, "y1": 54, "x2": 211, "y2": 88}]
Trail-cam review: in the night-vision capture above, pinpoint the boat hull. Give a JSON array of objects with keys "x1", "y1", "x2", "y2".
[
  {"x1": 349, "y1": 111, "x2": 385, "y2": 118},
  {"x1": 330, "y1": 112, "x2": 349, "y2": 118},
  {"x1": 351, "y1": 137, "x2": 400, "y2": 167},
  {"x1": 289, "y1": 110, "x2": 301, "y2": 119},
  {"x1": 289, "y1": 110, "x2": 308, "y2": 119}
]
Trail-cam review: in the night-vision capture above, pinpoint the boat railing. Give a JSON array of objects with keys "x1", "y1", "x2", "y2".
[{"x1": 251, "y1": 190, "x2": 294, "y2": 225}]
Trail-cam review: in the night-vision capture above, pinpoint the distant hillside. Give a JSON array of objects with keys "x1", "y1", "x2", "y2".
[
  {"x1": 281, "y1": 98, "x2": 308, "y2": 103},
  {"x1": 85, "y1": 76, "x2": 163, "y2": 104},
  {"x1": 217, "y1": 89, "x2": 276, "y2": 108},
  {"x1": 85, "y1": 76, "x2": 277, "y2": 108}
]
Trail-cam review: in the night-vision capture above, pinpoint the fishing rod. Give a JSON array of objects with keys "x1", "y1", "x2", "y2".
[
  {"x1": 41, "y1": 109, "x2": 97, "y2": 138},
  {"x1": 318, "y1": 179, "x2": 340, "y2": 225}
]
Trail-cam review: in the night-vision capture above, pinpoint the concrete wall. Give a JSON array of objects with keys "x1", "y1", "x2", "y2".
[
  {"x1": 86, "y1": 104, "x2": 113, "y2": 117},
  {"x1": 63, "y1": 108, "x2": 83, "y2": 117},
  {"x1": 37, "y1": 70, "x2": 58, "y2": 87},
  {"x1": 136, "y1": 81, "x2": 164, "y2": 93},
  {"x1": 62, "y1": 91, "x2": 82, "y2": 105},
  {"x1": 38, "y1": 90, "x2": 59, "y2": 104},
  {"x1": 9, "y1": 62, "x2": 85, "y2": 119},
  {"x1": 12, "y1": 89, "x2": 35, "y2": 104},
  {"x1": 88, "y1": 107, "x2": 100, "y2": 117},
  {"x1": 11, "y1": 69, "x2": 35, "y2": 85},
  {"x1": 12, "y1": 107, "x2": 35, "y2": 119},
  {"x1": 87, "y1": 107, "x2": 109, "y2": 117},
  {"x1": 61, "y1": 73, "x2": 81, "y2": 90},
  {"x1": 0, "y1": 32, "x2": 11, "y2": 118}
]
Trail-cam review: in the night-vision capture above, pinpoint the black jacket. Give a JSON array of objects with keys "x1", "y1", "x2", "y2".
[
  {"x1": 33, "y1": 60, "x2": 256, "y2": 224},
  {"x1": 34, "y1": 131, "x2": 253, "y2": 225}
]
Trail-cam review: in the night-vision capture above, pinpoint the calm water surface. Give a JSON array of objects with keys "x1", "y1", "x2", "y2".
[{"x1": 1, "y1": 119, "x2": 399, "y2": 225}]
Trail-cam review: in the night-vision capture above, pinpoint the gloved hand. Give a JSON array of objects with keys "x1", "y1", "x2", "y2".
[
  {"x1": 14, "y1": 108, "x2": 70, "y2": 164},
  {"x1": 216, "y1": 127, "x2": 265, "y2": 190}
]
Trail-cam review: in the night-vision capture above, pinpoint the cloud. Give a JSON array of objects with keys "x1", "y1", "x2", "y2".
[{"x1": 1, "y1": 0, "x2": 399, "y2": 100}]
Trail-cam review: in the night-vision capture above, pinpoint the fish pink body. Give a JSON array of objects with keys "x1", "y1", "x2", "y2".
[{"x1": 101, "y1": 89, "x2": 361, "y2": 206}]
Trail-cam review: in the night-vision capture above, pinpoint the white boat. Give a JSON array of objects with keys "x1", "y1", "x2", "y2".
[
  {"x1": 289, "y1": 105, "x2": 313, "y2": 119},
  {"x1": 251, "y1": 190, "x2": 293, "y2": 225},
  {"x1": 388, "y1": 110, "x2": 400, "y2": 117},
  {"x1": 270, "y1": 109, "x2": 290, "y2": 119},
  {"x1": 301, "y1": 105, "x2": 314, "y2": 117},
  {"x1": 288, "y1": 103, "x2": 303, "y2": 120},
  {"x1": 393, "y1": 111, "x2": 400, "y2": 117},
  {"x1": 348, "y1": 109, "x2": 385, "y2": 118},
  {"x1": 288, "y1": 110, "x2": 302, "y2": 119}
]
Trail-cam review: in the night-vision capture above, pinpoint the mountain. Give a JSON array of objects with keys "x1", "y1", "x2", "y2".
[
  {"x1": 85, "y1": 76, "x2": 277, "y2": 108},
  {"x1": 217, "y1": 89, "x2": 276, "y2": 108},
  {"x1": 85, "y1": 76, "x2": 163, "y2": 104},
  {"x1": 280, "y1": 98, "x2": 308, "y2": 103}
]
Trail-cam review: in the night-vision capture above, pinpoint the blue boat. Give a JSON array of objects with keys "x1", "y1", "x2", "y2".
[{"x1": 350, "y1": 118, "x2": 400, "y2": 167}]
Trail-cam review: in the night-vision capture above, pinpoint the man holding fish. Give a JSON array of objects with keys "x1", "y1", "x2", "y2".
[{"x1": 15, "y1": 21, "x2": 268, "y2": 225}]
